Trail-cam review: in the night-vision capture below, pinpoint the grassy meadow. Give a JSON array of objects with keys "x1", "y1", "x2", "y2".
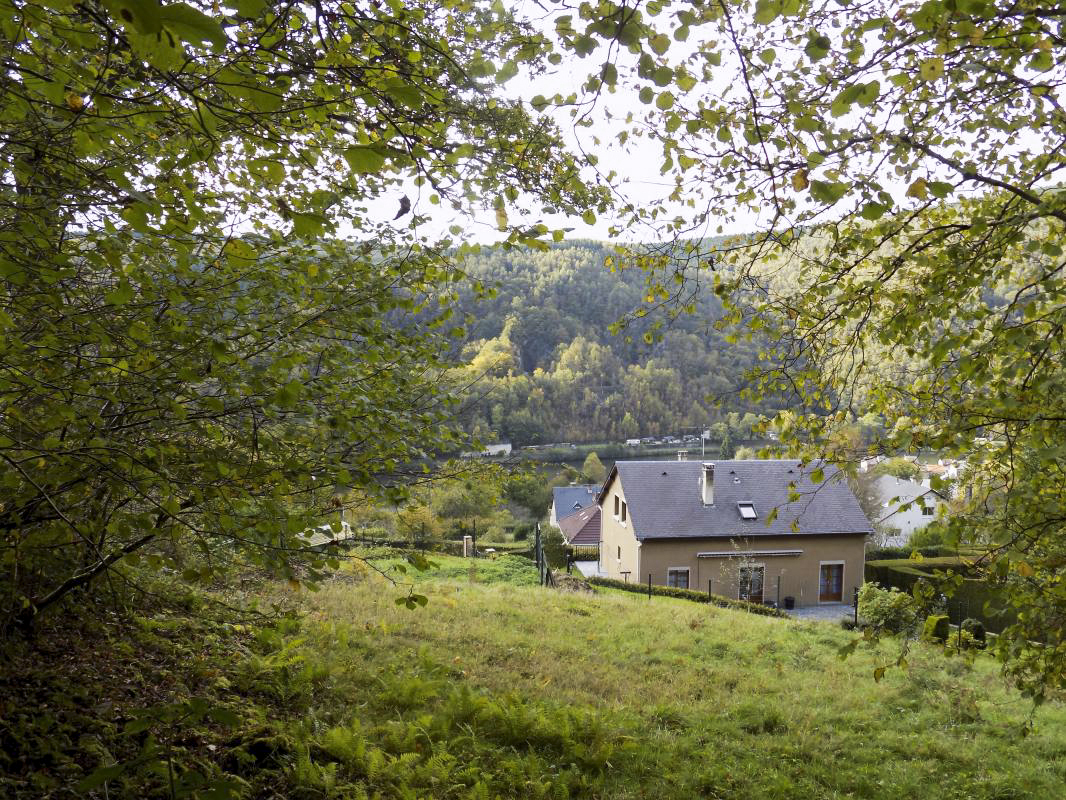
[{"x1": 4, "y1": 551, "x2": 1066, "y2": 798}]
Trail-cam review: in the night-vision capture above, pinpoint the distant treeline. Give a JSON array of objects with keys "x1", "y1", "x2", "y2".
[{"x1": 445, "y1": 241, "x2": 783, "y2": 446}]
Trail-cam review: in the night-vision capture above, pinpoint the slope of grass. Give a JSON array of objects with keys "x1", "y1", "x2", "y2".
[
  {"x1": 4, "y1": 557, "x2": 1066, "y2": 799},
  {"x1": 362, "y1": 551, "x2": 542, "y2": 587}
]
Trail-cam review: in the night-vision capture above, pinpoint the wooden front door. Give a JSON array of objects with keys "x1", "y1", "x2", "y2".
[
  {"x1": 739, "y1": 566, "x2": 764, "y2": 604},
  {"x1": 819, "y1": 563, "x2": 843, "y2": 602}
]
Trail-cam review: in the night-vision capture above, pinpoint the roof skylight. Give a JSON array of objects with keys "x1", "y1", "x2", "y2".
[{"x1": 738, "y1": 502, "x2": 757, "y2": 520}]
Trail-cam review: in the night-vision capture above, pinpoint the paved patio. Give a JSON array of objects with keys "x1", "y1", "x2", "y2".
[{"x1": 788, "y1": 603, "x2": 854, "y2": 622}]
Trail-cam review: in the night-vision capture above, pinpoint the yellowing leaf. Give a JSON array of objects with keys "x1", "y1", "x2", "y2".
[
  {"x1": 906, "y1": 178, "x2": 928, "y2": 200},
  {"x1": 919, "y1": 58, "x2": 944, "y2": 81},
  {"x1": 791, "y1": 169, "x2": 809, "y2": 191}
]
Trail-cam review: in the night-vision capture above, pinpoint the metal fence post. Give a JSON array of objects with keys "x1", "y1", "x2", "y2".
[
  {"x1": 853, "y1": 586, "x2": 859, "y2": 626},
  {"x1": 648, "y1": 573, "x2": 652, "y2": 599}
]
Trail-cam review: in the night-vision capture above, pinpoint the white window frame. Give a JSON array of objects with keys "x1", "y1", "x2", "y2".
[
  {"x1": 613, "y1": 495, "x2": 619, "y2": 517},
  {"x1": 620, "y1": 500, "x2": 627, "y2": 525},
  {"x1": 737, "y1": 563, "x2": 766, "y2": 602},
  {"x1": 818, "y1": 560, "x2": 846, "y2": 604},
  {"x1": 667, "y1": 567, "x2": 690, "y2": 590}
]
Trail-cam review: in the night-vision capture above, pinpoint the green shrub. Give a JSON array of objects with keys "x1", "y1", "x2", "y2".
[
  {"x1": 961, "y1": 618, "x2": 986, "y2": 643},
  {"x1": 857, "y1": 583, "x2": 920, "y2": 635},
  {"x1": 542, "y1": 526, "x2": 568, "y2": 569},
  {"x1": 587, "y1": 577, "x2": 788, "y2": 618},
  {"x1": 866, "y1": 545, "x2": 955, "y2": 561},
  {"x1": 922, "y1": 614, "x2": 950, "y2": 642}
]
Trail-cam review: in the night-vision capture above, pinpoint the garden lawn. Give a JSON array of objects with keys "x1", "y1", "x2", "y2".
[{"x1": 4, "y1": 553, "x2": 1066, "y2": 799}]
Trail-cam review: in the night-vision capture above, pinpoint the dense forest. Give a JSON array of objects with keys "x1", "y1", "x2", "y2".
[{"x1": 445, "y1": 241, "x2": 778, "y2": 446}]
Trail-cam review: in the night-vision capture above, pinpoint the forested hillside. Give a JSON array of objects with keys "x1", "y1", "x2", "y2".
[{"x1": 447, "y1": 241, "x2": 776, "y2": 445}]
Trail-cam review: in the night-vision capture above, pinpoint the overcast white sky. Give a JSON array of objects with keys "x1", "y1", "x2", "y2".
[{"x1": 362, "y1": 1, "x2": 717, "y2": 246}]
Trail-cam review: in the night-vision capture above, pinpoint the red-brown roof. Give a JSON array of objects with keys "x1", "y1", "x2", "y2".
[{"x1": 558, "y1": 505, "x2": 600, "y2": 546}]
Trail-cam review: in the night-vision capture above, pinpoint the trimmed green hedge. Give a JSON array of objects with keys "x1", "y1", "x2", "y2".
[
  {"x1": 923, "y1": 614, "x2": 950, "y2": 642},
  {"x1": 587, "y1": 576, "x2": 788, "y2": 618},
  {"x1": 866, "y1": 545, "x2": 956, "y2": 561},
  {"x1": 864, "y1": 562, "x2": 1017, "y2": 634}
]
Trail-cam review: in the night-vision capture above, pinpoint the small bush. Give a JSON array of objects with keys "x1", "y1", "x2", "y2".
[
  {"x1": 961, "y1": 618, "x2": 986, "y2": 643},
  {"x1": 923, "y1": 614, "x2": 950, "y2": 642},
  {"x1": 857, "y1": 583, "x2": 920, "y2": 635}
]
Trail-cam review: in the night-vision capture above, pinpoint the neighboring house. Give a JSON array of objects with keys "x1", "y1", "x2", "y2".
[
  {"x1": 558, "y1": 504, "x2": 601, "y2": 547},
  {"x1": 598, "y1": 460, "x2": 873, "y2": 607},
  {"x1": 873, "y1": 474, "x2": 947, "y2": 545},
  {"x1": 549, "y1": 484, "x2": 600, "y2": 530},
  {"x1": 303, "y1": 520, "x2": 354, "y2": 552}
]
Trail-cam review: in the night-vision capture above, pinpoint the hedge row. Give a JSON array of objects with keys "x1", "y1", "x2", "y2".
[
  {"x1": 864, "y1": 563, "x2": 1017, "y2": 634},
  {"x1": 587, "y1": 576, "x2": 788, "y2": 618},
  {"x1": 866, "y1": 545, "x2": 959, "y2": 561}
]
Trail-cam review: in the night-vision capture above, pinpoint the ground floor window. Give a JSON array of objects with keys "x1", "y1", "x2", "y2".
[
  {"x1": 819, "y1": 562, "x2": 844, "y2": 602},
  {"x1": 738, "y1": 565, "x2": 764, "y2": 603},
  {"x1": 667, "y1": 568, "x2": 689, "y2": 589}
]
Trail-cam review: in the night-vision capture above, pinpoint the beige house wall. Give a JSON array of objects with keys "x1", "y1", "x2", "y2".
[
  {"x1": 600, "y1": 481, "x2": 641, "y2": 582},
  {"x1": 637, "y1": 534, "x2": 867, "y2": 608}
]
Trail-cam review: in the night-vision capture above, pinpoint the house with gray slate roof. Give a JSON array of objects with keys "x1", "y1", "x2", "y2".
[{"x1": 597, "y1": 460, "x2": 873, "y2": 608}]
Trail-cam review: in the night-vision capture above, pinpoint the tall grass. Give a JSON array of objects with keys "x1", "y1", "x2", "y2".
[{"x1": 13, "y1": 554, "x2": 1066, "y2": 799}]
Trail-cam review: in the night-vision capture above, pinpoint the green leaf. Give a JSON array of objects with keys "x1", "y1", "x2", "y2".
[
  {"x1": 291, "y1": 212, "x2": 327, "y2": 237},
  {"x1": 102, "y1": 0, "x2": 163, "y2": 36},
  {"x1": 159, "y1": 3, "x2": 226, "y2": 49},
  {"x1": 274, "y1": 380, "x2": 302, "y2": 408},
  {"x1": 649, "y1": 34, "x2": 671, "y2": 56},
  {"x1": 655, "y1": 91, "x2": 675, "y2": 110},
  {"x1": 809, "y1": 180, "x2": 849, "y2": 204},
  {"x1": 496, "y1": 60, "x2": 519, "y2": 84},
  {"x1": 929, "y1": 181, "x2": 954, "y2": 199},
  {"x1": 76, "y1": 763, "x2": 127, "y2": 791},
  {"x1": 856, "y1": 80, "x2": 880, "y2": 107},
  {"x1": 918, "y1": 58, "x2": 944, "y2": 81},
  {"x1": 237, "y1": 0, "x2": 267, "y2": 17},
  {"x1": 859, "y1": 202, "x2": 888, "y2": 220},
  {"x1": 805, "y1": 32, "x2": 831, "y2": 62},
  {"x1": 754, "y1": 0, "x2": 782, "y2": 25},
  {"x1": 106, "y1": 282, "x2": 135, "y2": 306},
  {"x1": 344, "y1": 146, "x2": 386, "y2": 174}
]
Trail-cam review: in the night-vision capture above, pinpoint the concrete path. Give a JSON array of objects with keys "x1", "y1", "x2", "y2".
[{"x1": 572, "y1": 560, "x2": 606, "y2": 578}]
